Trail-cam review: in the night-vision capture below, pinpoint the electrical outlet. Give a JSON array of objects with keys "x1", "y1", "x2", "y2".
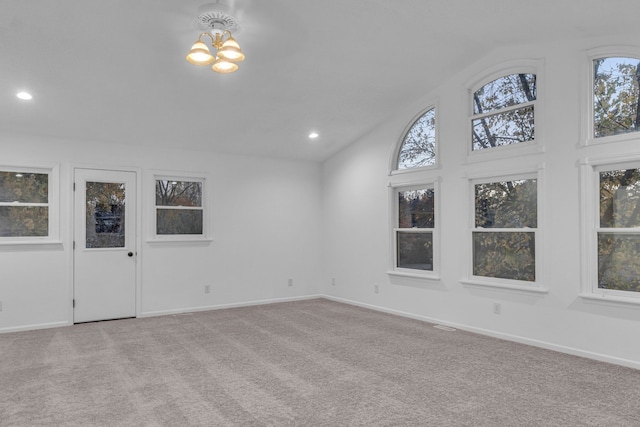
[
  {"x1": 493, "y1": 302, "x2": 501, "y2": 315},
  {"x1": 204, "y1": 285, "x2": 211, "y2": 294},
  {"x1": 288, "y1": 278, "x2": 293, "y2": 287},
  {"x1": 374, "y1": 285, "x2": 379, "y2": 294},
  {"x1": 331, "y1": 278, "x2": 336, "y2": 286}
]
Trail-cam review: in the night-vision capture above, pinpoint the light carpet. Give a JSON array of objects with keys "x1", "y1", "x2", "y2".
[{"x1": 1, "y1": 299, "x2": 639, "y2": 426}]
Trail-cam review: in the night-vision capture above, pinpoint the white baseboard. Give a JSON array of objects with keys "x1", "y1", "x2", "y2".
[
  {"x1": 0, "y1": 320, "x2": 70, "y2": 334},
  {"x1": 139, "y1": 294, "x2": 324, "y2": 318},
  {"x1": 323, "y1": 295, "x2": 640, "y2": 371}
]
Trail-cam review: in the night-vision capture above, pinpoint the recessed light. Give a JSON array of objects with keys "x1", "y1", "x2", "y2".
[
  {"x1": 16, "y1": 92, "x2": 33, "y2": 100},
  {"x1": 308, "y1": 132, "x2": 319, "y2": 139}
]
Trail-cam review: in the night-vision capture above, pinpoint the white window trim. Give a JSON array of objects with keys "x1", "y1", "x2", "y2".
[
  {"x1": 389, "y1": 100, "x2": 439, "y2": 175},
  {"x1": 147, "y1": 170, "x2": 212, "y2": 244},
  {"x1": 0, "y1": 164, "x2": 61, "y2": 248},
  {"x1": 387, "y1": 177, "x2": 441, "y2": 280},
  {"x1": 579, "y1": 154, "x2": 640, "y2": 305},
  {"x1": 465, "y1": 59, "x2": 545, "y2": 163},
  {"x1": 462, "y1": 165, "x2": 547, "y2": 293},
  {"x1": 582, "y1": 46, "x2": 640, "y2": 147}
]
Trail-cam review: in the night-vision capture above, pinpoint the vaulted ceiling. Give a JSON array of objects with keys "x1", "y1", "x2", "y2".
[{"x1": 2, "y1": 0, "x2": 639, "y2": 162}]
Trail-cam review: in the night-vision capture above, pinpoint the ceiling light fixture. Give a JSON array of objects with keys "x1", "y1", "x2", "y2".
[
  {"x1": 16, "y1": 92, "x2": 32, "y2": 100},
  {"x1": 309, "y1": 132, "x2": 319, "y2": 139},
  {"x1": 186, "y1": 10, "x2": 245, "y2": 74}
]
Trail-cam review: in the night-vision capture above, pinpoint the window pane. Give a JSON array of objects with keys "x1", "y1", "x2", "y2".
[
  {"x1": 475, "y1": 179, "x2": 537, "y2": 228},
  {"x1": 86, "y1": 182, "x2": 125, "y2": 249},
  {"x1": 473, "y1": 232, "x2": 535, "y2": 281},
  {"x1": 397, "y1": 231, "x2": 433, "y2": 271},
  {"x1": 600, "y1": 168, "x2": 640, "y2": 228},
  {"x1": 594, "y1": 57, "x2": 640, "y2": 138},
  {"x1": 473, "y1": 73, "x2": 536, "y2": 115},
  {"x1": 398, "y1": 188, "x2": 434, "y2": 228},
  {"x1": 397, "y1": 108, "x2": 436, "y2": 169},
  {"x1": 157, "y1": 209, "x2": 203, "y2": 235},
  {"x1": 472, "y1": 106, "x2": 534, "y2": 150},
  {"x1": 0, "y1": 172, "x2": 48, "y2": 203},
  {"x1": 0, "y1": 206, "x2": 48, "y2": 237},
  {"x1": 156, "y1": 180, "x2": 202, "y2": 207},
  {"x1": 598, "y1": 233, "x2": 640, "y2": 293}
]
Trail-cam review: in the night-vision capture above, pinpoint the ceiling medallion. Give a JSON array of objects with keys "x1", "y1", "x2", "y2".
[{"x1": 196, "y1": 11, "x2": 240, "y2": 34}]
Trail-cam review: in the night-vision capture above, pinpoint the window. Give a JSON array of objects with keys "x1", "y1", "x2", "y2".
[
  {"x1": 472, "y1": 176, "x2": 537, "y2": 283},
  {"x1": 390, "y1": 104, "x2": 439, "y2": 278},
  {"x1": 154, "y1": 177, "x2": 205, "y2": 238},
  {"x1": 395, "y1": 107, "x2": 436, "y2": 171},
  {"x1": 86, "y1": 181, "x2": 126, "y2": 248},
  {"x1": 390, "y1": 183, "x2": 438, "y2": 278},
  {"x1": 595, "y1": 166, "x2": 640, "y2": 296},
  {"x1": 0, "y1": 167, "x2": 57, "y2": 242},
  {"x1": 593, "y1": 56, "x2": 640, "y2": 139},
  {"x1": 471, "y1": 73, "x2": 536, "y2": 151}
]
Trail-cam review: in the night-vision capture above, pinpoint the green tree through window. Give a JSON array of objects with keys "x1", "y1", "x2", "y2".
[
  {"x1": 397, "y1": 108, "x2": 436, "y2": 170},
  {"x1": 395, "y1": 187, "x2": 435, "y2": 271},
  {"x1": 155, "y1": 179, "x2": 204, "y2": 235},
  {"x1": 593, "y1": 57, "x2": 640, "y2": 138},
  {"x1": 0, "y1": 171, "x2": 49, "y2": 237},
  {"x1": 473, "y1": 179, "x2": 537, "y2": 282},
  {"x1": 472, "y1": 73, "x2": 536, "y2": 151},
  {"x1": 598, "y1": 168, "x2": 640, "y2": 293}
]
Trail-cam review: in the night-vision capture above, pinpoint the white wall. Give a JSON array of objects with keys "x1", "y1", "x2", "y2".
[
  {"x1": 0, "y1": 132, "x2": 322, "y2": 331},
  {"x1": 322, "y1": 36, "x2": 640, "y2": 369}
]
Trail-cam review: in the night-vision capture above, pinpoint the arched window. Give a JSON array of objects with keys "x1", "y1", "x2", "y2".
[
  {"x1": 396, "y1": 107, "x2": 436, "y2": 170},
  {"x1": 390, "y1": 106, "x2": 440, "y2": 279},
  {"x1": 471, "y1": 73, "x2": 536, "y2": 151},
  {"x1": 593, "y1": 56, "x2": 640, "y2": 139}
]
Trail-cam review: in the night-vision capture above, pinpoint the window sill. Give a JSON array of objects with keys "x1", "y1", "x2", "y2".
[
  {"x1": 0, "y1": 240, "x2": 64, "y2": 251},
  {"x1": 387, "y1": 270, "x2": 441, "y2": 281},
  {"x1": 584, "y1": 132, "x2": 640, "y2": 147},
  {"x1": 146, "y1": 238, "x2": 213, "y2": 247},
  {"x1": 465, "y1": 141, "x2": 543, "y2": 164},
  {"x1": 461, "y1": 279, "x2": 549, "y2": 295},
  {"x1": 579, "y1": 293, "x2": 640, "y2": 307},
  {"x1": 389, "y1": 164, "x2": 439, "y2": 177}
]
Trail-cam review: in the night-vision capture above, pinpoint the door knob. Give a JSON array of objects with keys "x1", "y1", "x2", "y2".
[{"x1": 128, "y1": 252, "x2": 133, "y2": 257}]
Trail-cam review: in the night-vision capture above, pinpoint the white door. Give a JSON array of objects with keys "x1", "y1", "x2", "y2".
[{"x1": 73, "y1": 168, "x2": 137, "y2": 323}]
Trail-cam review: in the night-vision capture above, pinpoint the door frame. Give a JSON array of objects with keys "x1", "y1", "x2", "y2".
[{"x1": 68, "y1": 164, "x2": 143, "y2": 323}]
